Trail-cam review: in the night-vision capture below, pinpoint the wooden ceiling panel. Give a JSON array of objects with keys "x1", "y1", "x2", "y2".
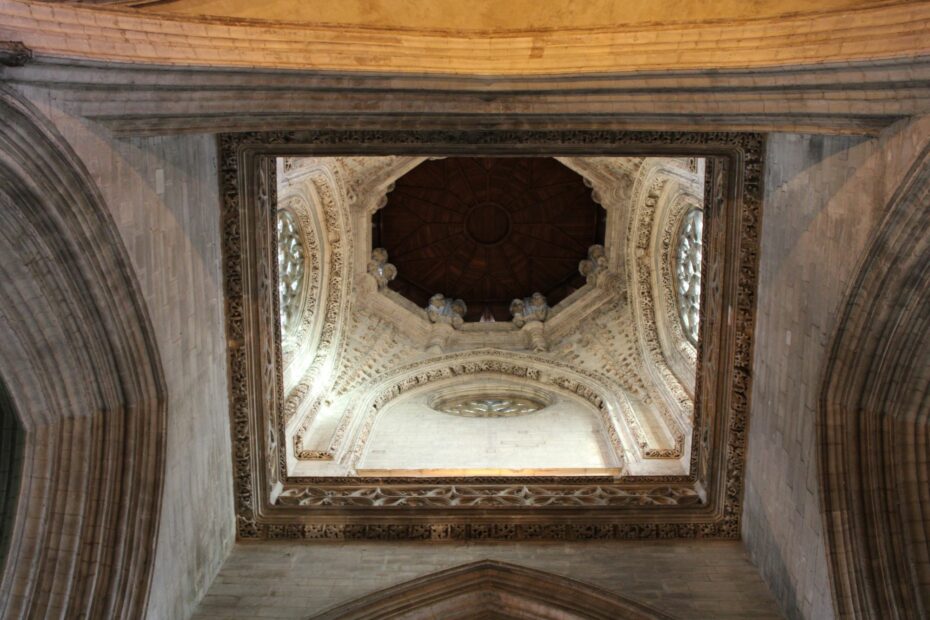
[{"x1": 374, "y1": 157, "x2": 605, "y2": 321}]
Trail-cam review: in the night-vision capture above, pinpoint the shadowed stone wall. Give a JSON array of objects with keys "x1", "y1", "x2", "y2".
[
  {"x1": 0, "y1": 379, "x2": 22, "y2": 572},
  {"x1": 12, "y1": 85, "x2": 236, "y2": 619},
  {"x1": 742, "y1": 116, "x2": 930, "y2": 619},
  {"x1": 193, "y1": 541, "x2": 781, "y2": 619}
]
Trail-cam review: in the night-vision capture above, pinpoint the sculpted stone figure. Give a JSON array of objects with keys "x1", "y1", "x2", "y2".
[
  {"x1": 426, "y1": 293, "x2": 467, "y2": 329},
  {"x1": 510, "y1": 292, "x2": 549, "y2": 328},
  {"x1": 510, "y1": 292, "x2": 550, "y2": 351},
  {"x1": 579, "y1": 244, "x2": 609, "y2": 285},
  {"x1": 367, "y1": 247, "x2": 397, "y2": 290}
]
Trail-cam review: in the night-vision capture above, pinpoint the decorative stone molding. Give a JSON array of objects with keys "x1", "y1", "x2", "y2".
[
  {"x1": 366, "y1": 247, "x2": 396, "y2": 291},
  {"x1": 279, "y1": 481, "x2": 698, "y2": 509},
  {"x1": 820, "y1": 143, "x2": 930, "y2": 619},
  {"x1": 627, "y1": 164, "x2": 700, "y2": 432},
  {"x1": 579, "y1": 244, "x2": 609, "y2": 285},
  {"x1": 219, "y1": 129, "x2": 762, "y2": 541},
  {"x1": 0, "y1": 86, "x2": 166, "y2": 618},
  {"x1": 657, "y1": 191, "x2": 701, "y2": 385},
  {"x1": 308, "y1": 350, "x2": 630, "y2": 469},
  {"x1": 278, "y1": 165, "x2": 354, "y2": 431},
  {"x1": 311, "y1": 560, "x2": 674, "y2": 620}
]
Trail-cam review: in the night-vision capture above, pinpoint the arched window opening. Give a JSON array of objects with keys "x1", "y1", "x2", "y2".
[
  {"x1": 675, "y1": 208, "x2": 703, "y2": 345},
  {"x1": 276, "y1": 209, "x2": 306, "y2": 335}
]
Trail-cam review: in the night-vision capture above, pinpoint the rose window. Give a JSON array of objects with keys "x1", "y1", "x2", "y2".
[
  {"x1": 433, "y1": 395, "x2": 547, "y2": 418},
  {"x1": 675, "y1": 208, "x2": 703, "y2": 345},
  {"x1": 276, "y1": 210, "x2": 305, "y2": 335}
]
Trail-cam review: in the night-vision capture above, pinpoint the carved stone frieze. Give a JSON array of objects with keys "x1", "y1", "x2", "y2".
[{"x1": 277, "y1": 482, "x2": 700, "y2": 508}]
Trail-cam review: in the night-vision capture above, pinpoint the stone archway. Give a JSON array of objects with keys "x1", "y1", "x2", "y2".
[
  {"x1": 0, "y1": 86, "x2": 167, "y2": 618},
  {"x1": 312, "y1": 559, "x2": 675, "y2": 619},
  {"x1": 820, "y1": 143, "x2": 930, "y2": 619}
]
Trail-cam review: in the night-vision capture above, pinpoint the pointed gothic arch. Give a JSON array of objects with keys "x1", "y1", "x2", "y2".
[
  {"x1": 312, "y1": 559, "x2": 675, "y2": 619},
  {"x1": 0, "y1": 86, "x2": 167, "y2": 618},
  {"x1": 820, "y1": 142, "x2": 930, "y2": 618}
]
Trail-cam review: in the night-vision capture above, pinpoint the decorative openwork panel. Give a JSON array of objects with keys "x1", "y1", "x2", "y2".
[
  {"x1": 675, "y1": 208, "x2": 703, "y2": 345},
  {"x1": 276, "y1": 209, "x2": 305, "y2": 335},
  {"x1": 219, "y1": 130, "x2": 763, "y2": 541},
  {"x1": 433, "y1": 396, "x2": 547, "y2": 418}
]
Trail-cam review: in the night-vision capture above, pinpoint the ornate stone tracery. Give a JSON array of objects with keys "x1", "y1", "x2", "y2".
[
  {"x1": 675, "y1": 208, "x2": 703, "y2": 346},
  {"x1": 276, "y1": 209, "x2": 306, "y2": 336}
]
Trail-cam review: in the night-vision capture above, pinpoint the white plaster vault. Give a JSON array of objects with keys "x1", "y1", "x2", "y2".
[{"x1": 275, "y1": 156, "x2": 704, "y2": 478}]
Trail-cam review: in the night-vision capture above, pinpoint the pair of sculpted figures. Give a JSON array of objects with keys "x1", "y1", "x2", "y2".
[{"x1": 368, "y1": 245, "x2": 610, "y2": 352}]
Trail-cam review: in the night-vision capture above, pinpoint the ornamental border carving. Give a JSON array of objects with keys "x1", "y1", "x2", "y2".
[
  {"x1": 294, "y1": 351, "x2": 632, "y2": 469},
  {"x1": 219, "y1": 130, "x2": 763, "y2": 541}
]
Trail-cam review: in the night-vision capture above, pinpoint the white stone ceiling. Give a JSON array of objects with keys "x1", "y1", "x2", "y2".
[{"x1": 275, "y1": 155, "x2": 703, "y2": 477}]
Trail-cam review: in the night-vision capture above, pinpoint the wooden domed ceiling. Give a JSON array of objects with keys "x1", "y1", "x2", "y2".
[{"x1": 373, "y1": 157, "x2": 605, "y2": 321}]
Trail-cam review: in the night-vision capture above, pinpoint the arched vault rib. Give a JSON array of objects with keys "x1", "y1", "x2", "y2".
[
  {"x1": 821, "y1": 142, "x2": 930, "y2": 619},
  {"x1": 311, "y1": 559, "x2": 675, "y2": 620},
  {"x1": 0, "y1": 85, "x2": 166, "y2": 619}
]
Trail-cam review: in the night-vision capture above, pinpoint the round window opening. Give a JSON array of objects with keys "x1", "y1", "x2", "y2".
[
  {"x1": 430, "y1": 388, "x2": 550, "y2": 418},
  {"x1": 675, "y1": 208, "x2": 703, "y2": 346}
]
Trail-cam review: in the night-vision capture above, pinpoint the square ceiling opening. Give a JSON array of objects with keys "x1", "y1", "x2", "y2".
[
  {"x1": 221, "y1": 131, "x2": 761, "y2": 541},
  {"x1": 276, "y1": 155, "x2": 702, "y2": 479}
]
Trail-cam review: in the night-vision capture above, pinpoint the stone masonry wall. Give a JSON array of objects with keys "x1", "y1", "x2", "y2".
[
  {"x1": 13, "y1": 85, "x2": 236, "y2": 619},
  {"x1": 742, "y1": 117, "x2": 930, "y2": 619},
  {"x1": 194, "y1": 540, "x2": 781, "y2": 619}
]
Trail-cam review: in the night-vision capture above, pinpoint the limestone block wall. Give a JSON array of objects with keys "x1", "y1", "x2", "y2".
[
  {"x1": 742, "y1": 117, "x2": 930, "y2": 619},
  {"x1": 193, "y1": 540, "x2": 781, "y2": 619},
  {"x1": 13, "y1": 86, "x2": 235, "y2": 619}
]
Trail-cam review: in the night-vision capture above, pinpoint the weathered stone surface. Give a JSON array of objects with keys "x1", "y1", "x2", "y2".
[
  {"x1": 10, "y1": 84, "x2": 236, "y2": 620},
  {"x1": 742, "y1": 116, "x2": 930, "y2": 620},
  {"x1": 193, "y1": 541, "x2": 782, "y2": 620}
]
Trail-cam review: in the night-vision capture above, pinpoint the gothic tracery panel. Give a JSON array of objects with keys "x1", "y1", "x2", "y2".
[
  {"x1": 276, "y1": 209, "x2": 306, "y2": 337},
  {"x1": 675, "y1": 208, "x2": 703, "y2": 346}
]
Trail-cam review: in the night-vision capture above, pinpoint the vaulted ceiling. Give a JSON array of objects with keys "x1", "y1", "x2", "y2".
[{"x1": 373, "y1": 157, "x2": 604, "y2": 321}]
